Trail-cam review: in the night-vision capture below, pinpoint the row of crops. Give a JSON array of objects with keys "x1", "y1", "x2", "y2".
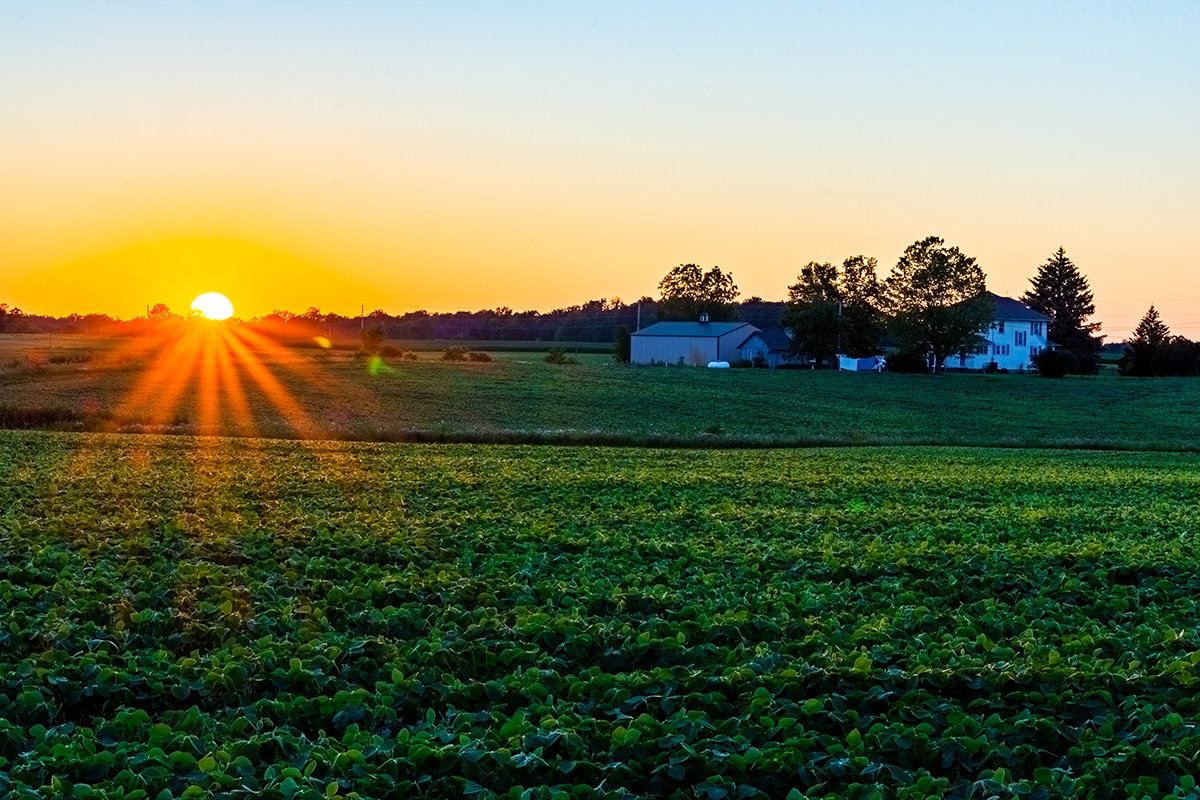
[{"x1": 2, "y1": 431, "x2": 1200, "y2": 798}]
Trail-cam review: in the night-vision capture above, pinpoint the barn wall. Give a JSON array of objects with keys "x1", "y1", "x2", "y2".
[{"x1": 631, "y1": 336, "x2": 718, "y2": 366}]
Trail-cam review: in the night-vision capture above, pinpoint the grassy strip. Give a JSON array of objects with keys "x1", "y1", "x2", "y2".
[{"x1": 2, "y1": 403, "x2": 1198, "y2": 453}]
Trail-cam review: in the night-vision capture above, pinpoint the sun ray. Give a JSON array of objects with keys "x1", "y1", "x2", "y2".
[
  {"x1": 114, "y1": 326, "x2": 207, "y2": 428},
  {"x1": 213, "y1": 325, "x2": 258, "y2": 438},
  {"x1": 224, "y1": 326, "x2": 321, "y2": 438},
  {"x1": 196, "y1": 326, "x2": 222, "y2": 435}
]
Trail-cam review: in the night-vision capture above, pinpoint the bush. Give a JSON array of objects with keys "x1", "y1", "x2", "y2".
[
  {"x1": 731, "y1": 359, "x2": 754, "y2": 368},
  {"x1": 886, "y1": 350, "x2": 929, "y2": 374},
  {"x1": 1034, "y1": 348, "x2": 1078, "y2": 378},
  {"x1": 380, "y1": 344, "x2": 404, "y2": 358},
  {"x1": 441, "y1": 346, "x2": 470, "y2": 361},
  {"x1": 467, "y1": 351, "x2": 493, "y2": 362},
  {"x1": 545, "y1": 348, "x2": 577, "y2": 365}
]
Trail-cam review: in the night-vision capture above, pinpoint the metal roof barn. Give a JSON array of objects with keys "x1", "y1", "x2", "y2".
[{"x1": 631, "y1": 321, "x2": 759, "y2": 366}]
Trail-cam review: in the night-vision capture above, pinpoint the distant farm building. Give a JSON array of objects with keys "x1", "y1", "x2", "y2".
[
  {"x1": 631, "y1": 319, "x2": 759, "y2": 366},
  {"x1": 953, "y1": 293, "x2": 1051, "y2": 371},
  {"x1": 737, "y1": 329, "x2": 794, "y2": 368}
]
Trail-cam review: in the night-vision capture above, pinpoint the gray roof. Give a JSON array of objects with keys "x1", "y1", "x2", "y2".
[
  {"x1": 989, "y1": 293, "x2": 1051, "y2": 322},
  {"x1": 631, "y1": 321, "x2": 756, "y2": 338},
  {"x1": 738, "y1": 329, "x2": 792, "y2": 351}
]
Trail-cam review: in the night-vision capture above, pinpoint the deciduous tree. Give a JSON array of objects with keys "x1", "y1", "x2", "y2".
[
  {"x1": 882, "y1": 236, "x2": 992, "y2": 373},
  {"x1": 783, "y1": 262, "x2": 842, "y2": 368},
  {"x1": 656, "y1": 264, "x2": 740, "y2": 321}
]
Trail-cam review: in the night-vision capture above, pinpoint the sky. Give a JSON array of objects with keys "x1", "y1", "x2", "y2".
[{"x1": 2, "y1": 2, "x2": 1197, "y2": 338}]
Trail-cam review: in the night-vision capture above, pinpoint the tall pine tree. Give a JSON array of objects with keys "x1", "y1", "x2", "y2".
[
  {"x1": 1118, "y1": 305, "x2": 1170, "y2": 376},
  {"x1": 1021, "y1": 248, "x2": 1103, "y2": 373}
]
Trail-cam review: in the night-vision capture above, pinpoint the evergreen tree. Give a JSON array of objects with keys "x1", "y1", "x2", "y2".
[
  {"x1": 1118, "y1": 305, "x2": 1170, "y2": 376},
  {"x1": 613, "y1": 326, "x2": 631, "y2": 363},
  {"x1": 1021, "y1": 247, "x2": 1103, "y2": 373}
]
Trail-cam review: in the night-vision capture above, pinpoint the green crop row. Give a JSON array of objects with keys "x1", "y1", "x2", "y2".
[{"x1": 2, "y1": 431, "x2": 1200, "y2": 798}]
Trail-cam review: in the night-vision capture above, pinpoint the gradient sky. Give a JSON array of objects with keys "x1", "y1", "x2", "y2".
[{"x1": 2, "y1": 2, "x2": 1197, "y2": 337}]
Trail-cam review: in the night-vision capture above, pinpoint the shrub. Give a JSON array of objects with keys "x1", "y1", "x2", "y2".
[
  {"x1": 731, "y1": 359, "x2": 754, "y2": 368},
  {"x1": 886, "y1": 350, "x2": 929, "y2": 374},
  {"x1": 442, "y1": 346, "x2": 470, "y2": 362},
  {"x1": 1034, "y1": 348, "x2": 1078, "y2": 378},
  {"x1": 467, "y1": 351, "x2": 493, "y2": 362},
  {"x1": 545, "y1": 348, "x2": 577, "y2": 365},
  {"x1": 380, "y1": 344, "x2": 404, "y2": 358}
]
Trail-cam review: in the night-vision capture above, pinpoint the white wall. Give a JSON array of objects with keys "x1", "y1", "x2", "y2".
[{"x1": 953, "y1": 319, "x2": 1049, "y2": 371}]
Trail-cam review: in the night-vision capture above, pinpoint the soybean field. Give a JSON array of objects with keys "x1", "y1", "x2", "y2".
[{"x1": 2, "y1": 431, "x2": 1200, "y2": 798}]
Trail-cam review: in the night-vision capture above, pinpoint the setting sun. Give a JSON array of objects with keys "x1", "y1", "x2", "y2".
[{"x1": 191, "y1": 292, "x2": 234, "y2": 320}]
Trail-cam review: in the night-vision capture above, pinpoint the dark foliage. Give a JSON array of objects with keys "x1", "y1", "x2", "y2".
[
  {"x1": 545, "y1": 347, "x2": 578, "y2": 365},
  {"x1": 1118, "y1": 305, "x2": 1171, "y2": 376},
  {"x1": 782, "y1": 257, "x2": 884, "y2": 368},
  {"x1": 1022, "y1": 248, "x2": 1103, "y2": 373},
  {"x1": 885, "y1": 350, "x2": 930, "y2": 373},
  {"x1": 613, "y1": 326, "x2": 631, "y2": 363},
  {"x1": 656, "y1": 264, "x2": 741, "y2": 321},
  {"x1": 1149, "y1": 337, "x2": 1200, "y2": 377},
  {"x1": 1033, "y1": 348, "x2": 1078, "y2": 378}
]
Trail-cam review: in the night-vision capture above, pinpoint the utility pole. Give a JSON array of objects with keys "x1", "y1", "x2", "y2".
[
  {"x1": 361, "y1": 304, "x2": 364, "y2": 334},
  {"x1": 636, "y1": 302, "x2": 641, "y2": 332}
]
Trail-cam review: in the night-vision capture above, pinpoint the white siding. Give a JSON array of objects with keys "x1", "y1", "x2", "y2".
[{"x1": 955, "y1": 319, "x2": 1049, "y2": 371}]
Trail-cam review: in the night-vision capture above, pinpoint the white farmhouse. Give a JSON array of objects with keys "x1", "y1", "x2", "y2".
[
  {"x1": 631, "y1": 317, "x2": 759, "y2": 366},
  {"x1": 952, "y1": 293, "x2": 1051, "y2": 371}
]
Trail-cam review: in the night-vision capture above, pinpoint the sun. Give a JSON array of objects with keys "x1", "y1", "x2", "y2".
[{"x1": 191, "y1": 292, "x2": 234, "y2": 320}]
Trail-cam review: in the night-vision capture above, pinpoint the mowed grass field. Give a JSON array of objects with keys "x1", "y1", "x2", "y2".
[
  {"x1": 0, "y1": 333, "x2": 1197, "y2": 450},
  {"x1": 2, "y1": 431, "x2": 1200, "y2": 798}
]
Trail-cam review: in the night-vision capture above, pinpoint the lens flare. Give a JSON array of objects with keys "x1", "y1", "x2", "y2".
[{"x1": 191, "y1": 292, "x2": 234, "y2": 320}]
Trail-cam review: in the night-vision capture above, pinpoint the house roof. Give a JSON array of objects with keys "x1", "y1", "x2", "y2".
[
  {"x1": 989, "y1": 292, "x2": 1051, "y2": 322},
  {"x1": 738, "y1": 329, "x2": 792, "y2": 351},
  {"x1": 631, "y1": 321, "x2": 756, "y2": 338}
]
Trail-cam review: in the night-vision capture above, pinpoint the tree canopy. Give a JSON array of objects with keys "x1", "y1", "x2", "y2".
[
  {"x1": 1022, "y1": 247, "x2": 1103, "y2": 373},
  {"x1": 656, "y1": 264, "x2": 740, "y2": 321},
  {"x1": 782, "y1": 257, "x2": 883, "y2": 367},
  {"x1": 882, "y1": 236, "x2": 992, "y2": 373}
]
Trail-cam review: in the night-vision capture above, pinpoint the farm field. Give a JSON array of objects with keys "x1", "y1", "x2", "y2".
[
  {"x1": 3, "y1": 430, "x2": 1200, "y2": 798},
  {"x1": 1, "y1": 334, "x2": 1199, "y2": 451}
]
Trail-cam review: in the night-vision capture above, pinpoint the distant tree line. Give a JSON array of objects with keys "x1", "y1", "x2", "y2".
[{"x1": 0, "y1": 298, "x2": 786, "y2": 345}]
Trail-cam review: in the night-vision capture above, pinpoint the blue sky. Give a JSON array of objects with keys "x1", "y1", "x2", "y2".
[{"x1": 2, "y1": 1, "x2": 1197, "y2": 335}]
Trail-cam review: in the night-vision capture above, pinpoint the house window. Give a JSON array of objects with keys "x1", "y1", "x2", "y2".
[
  {"x1": 1015, "y1": 331, "x2": 1027, "y2": 346},
  {"x1": 997, "y1": 321, "x2": 1005, "y2": 334},
  {"x1": 1033, "y1": 322, "x2": 1042, "y2": 336},
  {"x1": 994, "y1": 344, "x2": 1009, "y2": 356},
  {"x1": 1031, "y1": 346, "x2": 1040, "y2": 357}
]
